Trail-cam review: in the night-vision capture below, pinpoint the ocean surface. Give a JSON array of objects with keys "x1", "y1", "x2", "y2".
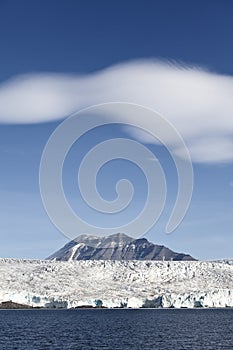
[{"x1": 0, "y1": 309, "x2": 232, "y2": 349}]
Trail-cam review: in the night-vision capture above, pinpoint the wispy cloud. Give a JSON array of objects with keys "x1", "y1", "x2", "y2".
[{"x1": 0, "y1": 60, "x2": 233, "y2": 163}]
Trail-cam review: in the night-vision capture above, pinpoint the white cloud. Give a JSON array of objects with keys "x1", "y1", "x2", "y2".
[{"x1": 0, "y1": 60, "x2": 233, "y2": 163}]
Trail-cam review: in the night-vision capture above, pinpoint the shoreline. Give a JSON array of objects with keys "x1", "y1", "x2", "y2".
[{"x1": 0, "y1": 301, "x2": 233, "y2": 310}]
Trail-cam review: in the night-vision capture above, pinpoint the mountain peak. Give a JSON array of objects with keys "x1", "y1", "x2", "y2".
[{"x1": 48, "y1": 233, "x2": 196, "y2": 262}]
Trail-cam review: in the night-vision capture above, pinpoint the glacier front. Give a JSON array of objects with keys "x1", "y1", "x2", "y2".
[{"x1": 0, "y1": 259, "x2": 232, "y2": 309}]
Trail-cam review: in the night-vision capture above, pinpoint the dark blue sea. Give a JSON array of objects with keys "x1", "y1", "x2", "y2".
[{"x1": 0, "y1": 309, "x2": 232, "y2": 349}]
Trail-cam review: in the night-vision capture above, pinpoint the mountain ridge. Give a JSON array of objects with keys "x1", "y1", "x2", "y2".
[{"x1": 48, "y1": 233, "x2": 196, "y2": 261}]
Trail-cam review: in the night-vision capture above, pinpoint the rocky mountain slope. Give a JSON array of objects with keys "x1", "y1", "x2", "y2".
[{"x1": 48, "y1": 233, "x2": 195, "y2": 261}]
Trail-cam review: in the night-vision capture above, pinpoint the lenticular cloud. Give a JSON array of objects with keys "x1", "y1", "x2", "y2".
[{"x1": 0, "y1": 60, "x2": 233, "y2": 163}]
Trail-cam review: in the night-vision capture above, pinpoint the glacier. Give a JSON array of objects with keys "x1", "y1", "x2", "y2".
[{"x1": 0, "y1": 258, "x2": 232, "y2": 309}]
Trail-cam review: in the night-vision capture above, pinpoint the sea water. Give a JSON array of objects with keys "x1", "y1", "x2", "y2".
[{"x1": 0, "y1": 309, "x2": 232, "y2": 349}]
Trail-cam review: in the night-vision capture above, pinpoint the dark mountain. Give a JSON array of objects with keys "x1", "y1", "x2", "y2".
[{"x1": 47, "y1": 233, "x2": 196, "y2": 261}]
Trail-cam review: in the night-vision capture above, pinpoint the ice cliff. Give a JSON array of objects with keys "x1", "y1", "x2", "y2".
[{"x1": 0, "y1": 259, "x2": 232, "y2": 308}]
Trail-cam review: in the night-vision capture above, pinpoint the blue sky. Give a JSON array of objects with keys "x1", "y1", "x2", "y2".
[{"x1": 0, "y1": 0, "x2": 233, "y2": 260}]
